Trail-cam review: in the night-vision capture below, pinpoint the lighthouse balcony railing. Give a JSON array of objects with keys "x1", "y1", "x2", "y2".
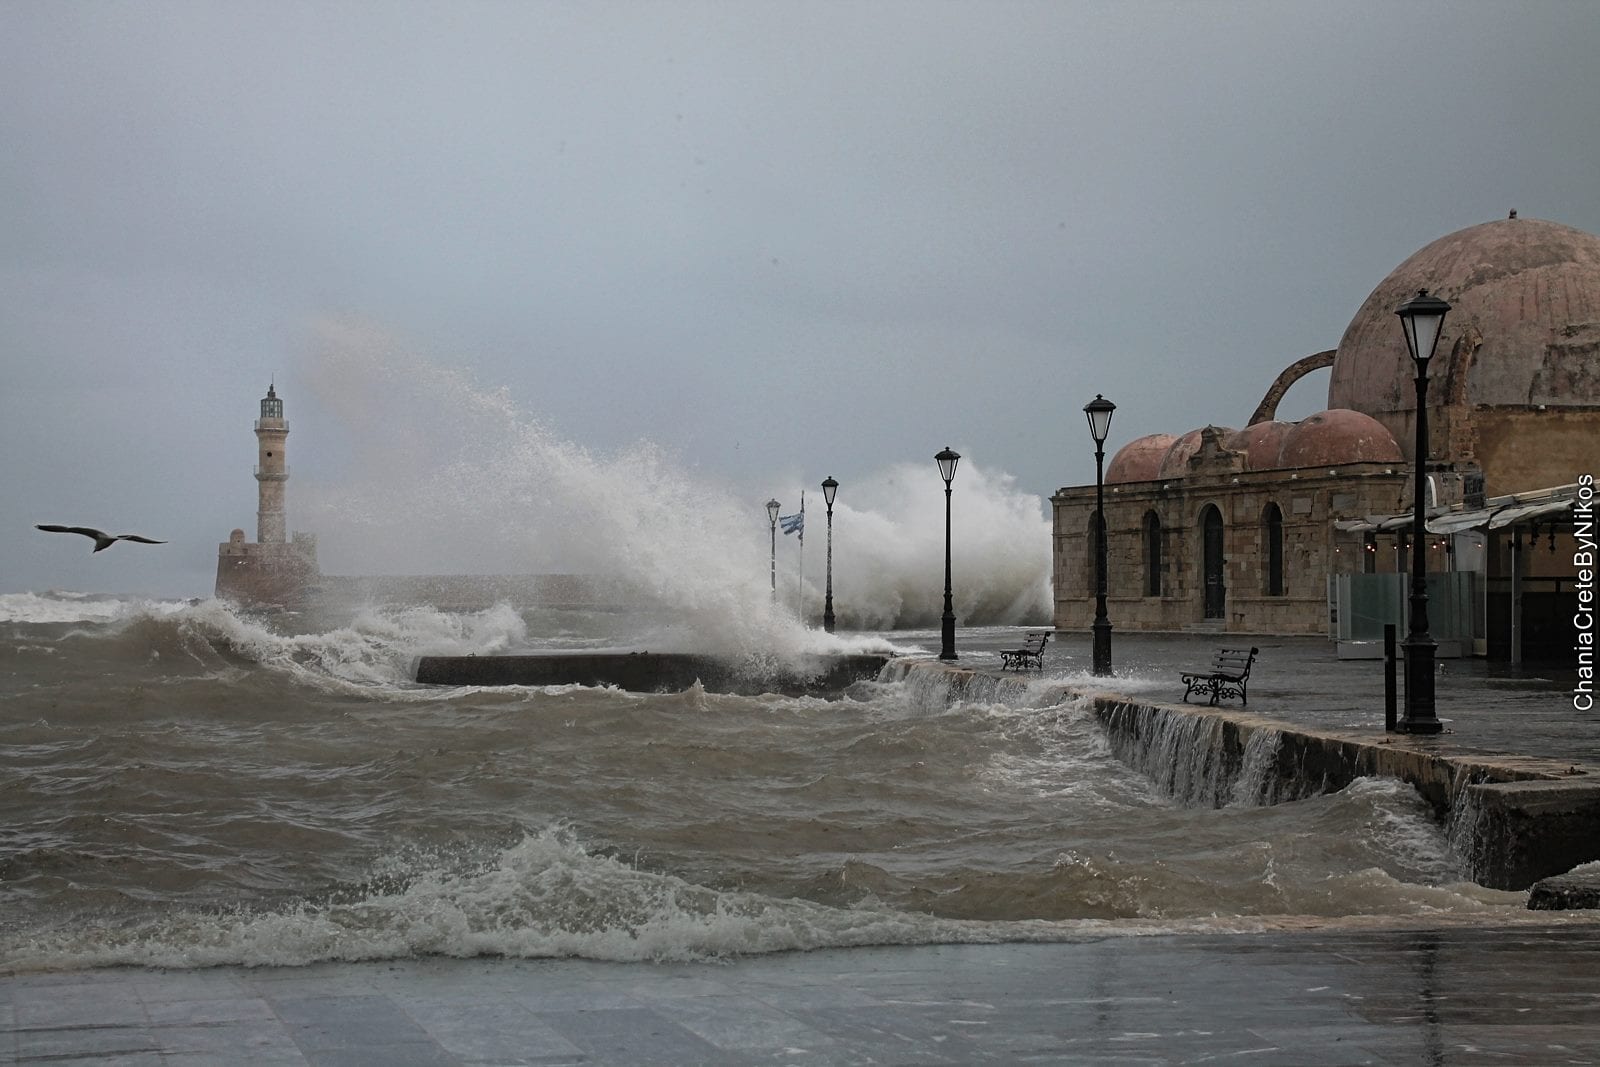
[
  {"x1": 253, "y1": 419, "x2": 290, "y2": 431},
  {"x1": 254, "y1": 465, "x2": 290, "y2": 479}
]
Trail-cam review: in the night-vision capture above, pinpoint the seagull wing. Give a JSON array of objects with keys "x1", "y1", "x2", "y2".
[
  {"x1": 36, "y1": 524, "x2": 106, "y2": 538},
  {"x1": 36, "y1": 524, "x2": 142, "y2": 550},
  {"x1": 116, "y1": 535, "x2": 168, "y2": 545}
]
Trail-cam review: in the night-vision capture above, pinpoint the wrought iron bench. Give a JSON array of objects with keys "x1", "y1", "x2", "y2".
[
  {"x1": 999, "y1": 631, "x2": 1051, "y2": 672},
  {"x1": 1179, "y1": 646, "x2": 1260, "y2": 705}
]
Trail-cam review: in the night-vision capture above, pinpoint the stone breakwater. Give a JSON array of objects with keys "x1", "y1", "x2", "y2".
[
  {"x1": 415, "y1": 652, "x2": 890, "y2": 696},
  {"x1": 882, "y1": 659, "x2": 1600, "y2": 892}
]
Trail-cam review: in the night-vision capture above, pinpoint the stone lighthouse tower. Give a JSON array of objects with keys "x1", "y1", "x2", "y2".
[
  {"x1": 216, "y1": 384, "x2": 319, "y2": 605},
  {"x1": 255, "y1": 384, "x2": 288, "y2": 543}
]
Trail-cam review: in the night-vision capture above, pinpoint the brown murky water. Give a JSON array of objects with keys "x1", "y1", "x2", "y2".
[{"x1": 0, "y1": 592, "x2": 1522, "y2": 973}]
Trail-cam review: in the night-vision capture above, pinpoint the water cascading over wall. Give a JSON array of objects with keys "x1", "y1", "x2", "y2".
[
  {"x1": 882, "y1": 660, "x2": 1290, "y2": 809},
  {"x1": 884, "y1": 659, "x2": 1600, "y2": 890}
]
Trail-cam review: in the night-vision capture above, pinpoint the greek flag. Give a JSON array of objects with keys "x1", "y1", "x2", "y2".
[{"x1": 780, "y1": 512, "x2": 804, "y2": 536}]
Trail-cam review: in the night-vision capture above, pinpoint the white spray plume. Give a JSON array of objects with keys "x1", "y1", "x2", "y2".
[{"x1": 297, "y1": 316, "x2": 1050, "y2": 652}]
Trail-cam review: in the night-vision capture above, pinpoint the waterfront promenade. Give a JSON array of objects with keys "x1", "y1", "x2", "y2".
[
  {"x1": 4, "y1": 927, "x2": 1600, "y2": 1064},
  {"x1": 951, "y1": 627, "x2": 1595, "y2": 767}
]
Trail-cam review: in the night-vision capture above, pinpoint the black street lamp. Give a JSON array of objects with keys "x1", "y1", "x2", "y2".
[
  {"x1": 1395, "y1": 289, "x2": 1449, "y2": 734},
  {"x1": 821, "y1": 476, "x2": 839, "y2": 633},
  {"x1": 766, "y1": 498, "x2": 781, "y2": 602},
  {"x1": 936, "y1": 447, "x2": 960, "y2": 660},
  {"x1": 1084, "y1": 395, "x2": 1116, "y2": 676}
]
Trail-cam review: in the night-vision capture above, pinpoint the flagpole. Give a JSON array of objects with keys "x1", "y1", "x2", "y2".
[{"x1": 797, "y1": 491, "x2": 805, "y2": 619}]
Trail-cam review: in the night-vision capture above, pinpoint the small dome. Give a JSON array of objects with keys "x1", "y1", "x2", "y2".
[
  {"x1": 1157, "y1": 426, "x2": 1235, "y2": 479},
  {"x1": 1276, "y1": 409, "x2": 1403, "y2": 469},
  {"x1": 1107, "y1": 433, "x2": 1178, "y2": 483},
  {"x1": 1225, "y1": 422, "x2": 1294, "y2": 471},
  {"x1": 229, "y1": 528, "x2": 246, "y2": 543}
]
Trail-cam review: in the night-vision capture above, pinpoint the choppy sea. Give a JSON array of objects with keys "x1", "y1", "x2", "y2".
[{"x1": 0, "y1": 589, "x2": 1532, "y2": 975}]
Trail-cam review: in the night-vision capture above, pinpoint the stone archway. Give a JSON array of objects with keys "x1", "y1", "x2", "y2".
[{"x1": 1247, "y1": 350, "x2": 1336, "y2": 426}]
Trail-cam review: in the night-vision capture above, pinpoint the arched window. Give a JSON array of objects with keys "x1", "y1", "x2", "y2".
[
  {"x1": 1143, "y1": 510, "x2": 1162, "y2": 597},
  {"x1": 1263, "y1": 502, "x2": 1285, "y2": 596}
]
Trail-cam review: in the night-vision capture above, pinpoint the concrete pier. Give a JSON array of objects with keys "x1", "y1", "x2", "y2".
[{"x1": 415, "y1": 652, "x2": 890, "y2": 696}]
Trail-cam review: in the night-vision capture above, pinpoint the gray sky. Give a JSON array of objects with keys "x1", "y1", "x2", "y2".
[{"x1": 4, "y1": 0, "x2": 1599, "y2": 597}]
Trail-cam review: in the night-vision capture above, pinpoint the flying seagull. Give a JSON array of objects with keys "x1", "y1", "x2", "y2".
[{"x1": 35, "y1": 525, "x2": 168, "y2": 552}]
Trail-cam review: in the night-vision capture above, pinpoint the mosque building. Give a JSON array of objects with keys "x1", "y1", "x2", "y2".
[
  {"x1": 215, "y1": 384, "x2": 321, "y2": 605},
  {"x1": 1051, "y1": 214, "x2": 1598, "y2": 663}
]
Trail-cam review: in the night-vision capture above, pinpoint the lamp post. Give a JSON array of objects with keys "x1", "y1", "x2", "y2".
[
  {"x1": 936, "y1": 447, "x2": 960, "y2": 660},
  {"x1": 821, "y1": 476, "x2": 838, "y2": 633},
  {"x1": 766, "y1": 498, "x2": 781, "y2": 602},
  {"x1": 1084, "y1": 395, "x2": 1116, "y2": 676},
  {"x1": 1395, "y1": 288, "x2": 1449, "y2": 734}
]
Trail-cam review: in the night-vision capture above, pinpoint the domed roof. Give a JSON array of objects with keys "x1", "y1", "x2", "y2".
[
  {"x1": 1225, "y1": 421, "x2": 1294, "y2": 471},
  {"x1": 1107, "y1": 433, "x2": 1178, "y2": 483},
  {"x1": 1328, "y1": 216, "x2": 1600, "y2": 420},
  {"x1": 1276, "y1": 409, "x2": 1402, "y2": 469},
  {"x1": 1158, "y1": 426, "x2": 1235, "y2": 479}
]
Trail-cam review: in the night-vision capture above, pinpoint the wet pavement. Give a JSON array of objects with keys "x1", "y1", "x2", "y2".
[
  {"x1": 939, "y1": 627, "x2": 1596, "y2": 768},
  {"x1": 5, "y1": 927, "x2": 1600, "y2": 1065}
]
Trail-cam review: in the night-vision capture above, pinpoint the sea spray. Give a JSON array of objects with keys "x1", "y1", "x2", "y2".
[{"x1": 295, "y1": 316, "x2": 1051, "y2": 656}]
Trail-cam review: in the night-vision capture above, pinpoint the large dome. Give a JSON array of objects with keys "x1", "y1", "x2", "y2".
[{"x1": 1328, "y1": 216, "x2": 1600, "y2": 424}]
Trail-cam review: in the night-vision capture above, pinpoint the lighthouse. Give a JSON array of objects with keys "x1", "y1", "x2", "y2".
[
  {"x1": 216, "y1": 384, "x2": 319, "y2": 605},
  {"x1": 255, "y1": 384, "x2": 288, "y2": 543}
]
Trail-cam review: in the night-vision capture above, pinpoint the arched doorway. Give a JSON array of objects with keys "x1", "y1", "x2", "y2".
[
  {"x1": 1262, "y1": 502, "x2": 1285, "y2": 597},
  {"x1": 1201, "y1": 505, "x2": 1226, "y2": 619},
  {"x1": 1143, "y1": 510, "x2": 1162, "y2": 597}
]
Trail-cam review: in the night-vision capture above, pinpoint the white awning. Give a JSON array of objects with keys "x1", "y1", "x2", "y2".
[
  {"x1": 1331, "y1": 483, "x2": 1580, "y2": 536},
  {"x1": 1486, "y1": 498, "x2": 1573, "y2": 530},
  {"x1": 1429, "y1": 510, "x2": 1494, "y2": 534}
]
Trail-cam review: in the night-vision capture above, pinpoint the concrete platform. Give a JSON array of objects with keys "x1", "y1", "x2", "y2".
[
  {"x1": 413, "y1": 653, "x2": 890, "y2": 696},
  {"x1": 6, "y1": 927, "x2": 1600, "y2": 1064}
]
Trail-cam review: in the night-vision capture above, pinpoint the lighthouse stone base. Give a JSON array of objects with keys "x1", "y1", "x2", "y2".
[{"x1": 215, "y1": 530, "x2": 320, "y2": 607}]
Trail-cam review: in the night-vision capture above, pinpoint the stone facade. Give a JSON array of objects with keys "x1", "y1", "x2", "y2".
[
  {"x1": 215, "y1": 531, "x2": 320, "y2": 607},
  {"x1": 1053, "y1": 429, "x2": 1408, "y2": 635},
  {"x1": 1053, "y1": 214, "x2": 1600, "y2": 652}
]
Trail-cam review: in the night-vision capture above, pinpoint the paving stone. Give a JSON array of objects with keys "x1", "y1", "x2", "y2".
[
  {"x1": 14, "y1": 1024, "x2": 158, "y2": 1060},
  {"x1": 397, "y1": 995, "x2": 585, "y2": 1061},
  {"x1": 10, "y1": 985, "x2": 148, "y2": 1028},
  {"x1": 536, "y1": 1005, "x2": 741, "y2": 1064},
  {"x1": 8, "y1": 929, "x2": 1600, "y2": 1064},
  {"x1": 152, "y1": 1017, "x2": 304, "y2": 1058},
  {"x1": 652, "y1": 992, "x2": 842, "y2": 1054}
]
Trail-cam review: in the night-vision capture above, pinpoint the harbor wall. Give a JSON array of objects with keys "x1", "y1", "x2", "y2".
[
  {"x1": 415, "y1": 652, "x2": 889, "y2": 697},
  {"x1": 882, "y1": 659, "x2": 1600, "y2": 891}
]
